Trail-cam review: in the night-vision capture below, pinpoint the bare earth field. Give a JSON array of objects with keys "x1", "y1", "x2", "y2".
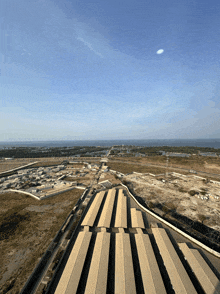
[
  {"x1": 125, "y1": 173, "x2": 220, "y2": 231},
  {"x1": 98, "y1": 172, "x2": 121, "y2": 185},
  {"x1": 140, "y1": 155, "x2": 220, "y2": 174},
  {"x1": 0, "y1": 159, "x2": 37, "y2": 173},
  {"x1": 204, "y1": 162, "x2": 220, "y2": 172},
  {"x1": 108, "y1": 160, "x2": 189, "y2": 175},
  {"x1": 30, "y1": 159, "x2": 64, "y2": 168},
  {"x1": 0, "y1": 189, "x2": 83, "y2": 294},
  {"x1": 112, "y1": 155, "x2": 220, "y2": 174}
]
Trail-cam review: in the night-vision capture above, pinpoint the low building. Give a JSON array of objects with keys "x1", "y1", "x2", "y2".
[
  {"x1": 99, "y1": 180, "x2": 112, "y2": 188},
  {"x1": 200, "y1": 152, "x2": 217, "y2": 157}
]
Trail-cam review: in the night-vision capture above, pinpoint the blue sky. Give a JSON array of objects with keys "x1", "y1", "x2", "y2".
[{"x1": 1, "y1": 0, "x2": 220, "y2": 141}]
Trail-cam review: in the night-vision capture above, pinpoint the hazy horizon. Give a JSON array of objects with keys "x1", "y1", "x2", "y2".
[
  {"x1": 1, "y1": 138, "x2": 220, "y2": 149},
  {"x1": 1, "y1": 0, "x2": 220, "y2": 141},
  {"x1": 1, "y1": 138, "x2": 220, "y2": 142}
]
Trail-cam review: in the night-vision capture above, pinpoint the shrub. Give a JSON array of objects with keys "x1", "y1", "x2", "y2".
[
  {"x1": 113, "y1": 174, "x2": 119, "y2": 180},
  {"x1": 178, "y1": 187, "x2": 187, "y2": 193},
  {"x1": 198, "y1": 214, "x2": 206, "y2": 224},
  {"x1": 202, "y1": 178, "x2": 210, "y2": 184},
  {"x1": 166, "y1": 202, "x2": 177, "y2": 211},
  {"x1": 148, "y1": 201, "x2": 155, "y2": 209},
  {"x1": 188, "y1": 190, "x2": 199, "y2": 196},
  {"x1": 162, "y1": 205, "x2": 170, "y2": 213}
]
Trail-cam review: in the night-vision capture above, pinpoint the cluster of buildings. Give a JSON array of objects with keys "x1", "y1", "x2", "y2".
[
  {"x1": 160, "y1": 151, "x2": 191, "y2": 157},
  {"x1": 0, "y1": 161, "x2": 102, "y2": 198},
  {"x1": 0, "y1": 164, "x2": 73, "y2": 197},
  {"x1": 198, "y1": 151, "x2": 219, "y2": 157}
]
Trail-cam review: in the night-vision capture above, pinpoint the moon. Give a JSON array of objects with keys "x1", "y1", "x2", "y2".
[{"x1": 157, "y1": 49, "x2": 164, "y2": 54}]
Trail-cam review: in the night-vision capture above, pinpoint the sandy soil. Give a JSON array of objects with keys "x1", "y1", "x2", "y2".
[
  {"x1": 204, "y1": 163, "x2": 220, "y2": 171},
  {"x1": 0, "y1": 159, "x2": 36, "y2": 173},
  {"x1": 98, "y1": 172, "x2": 121, "y2": 185},
  {"x1": 108, "y1": 161, "x2": 171, "y2": 175},
  {"x1": 125, "y1": 173, "x2": 220, "y2": 231},
  {"x1": 113, "y1": 155, "x2": 220, "y2": 174},
  {"x1": 0, "y1": 189, "x2": 82, "y2": 294}
]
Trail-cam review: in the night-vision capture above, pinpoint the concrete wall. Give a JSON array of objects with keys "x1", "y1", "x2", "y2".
[
  {"x1": 8, "y1": 186, "x2": 85, "y2": 201},
  {"x1": 8, "y1": 189, "x2": 40, "y2": 200}
]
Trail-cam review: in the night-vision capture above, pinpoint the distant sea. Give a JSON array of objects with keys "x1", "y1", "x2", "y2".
[{"x1": 0, "y1": 139, "x2": 220, "y2": 149}]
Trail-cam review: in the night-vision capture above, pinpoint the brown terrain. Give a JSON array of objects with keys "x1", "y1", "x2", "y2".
[
  {"x1": 108, "y1": 160, "x2": 190, "y2": 175},
  {"x1": 124, "y1": 173, "x2": 220, "y2": 231},
  {"x1": 112, "y1": 155, "x2": 220, "y2": 172},
  {"x1": 1, "y1": 154, "x2": 220, "y2": 293},
  {"x1": 109, "y1": 155, "x2": 220, "y2": 179},
  {"x1": 0, "y1": 189, "x2": 82, "y2": 294},
  {"x1": 0, "y1": 159, "x2": 37, "y2": 174}
]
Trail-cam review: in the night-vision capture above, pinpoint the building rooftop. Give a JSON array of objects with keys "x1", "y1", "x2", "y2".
[{"x1": 50, "y1": 188, "x2": 220, "y2": 294}]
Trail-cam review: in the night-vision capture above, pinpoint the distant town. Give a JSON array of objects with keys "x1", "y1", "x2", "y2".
[{"x1": 1, "y1": 144, "x2": 220, "y2": 159}]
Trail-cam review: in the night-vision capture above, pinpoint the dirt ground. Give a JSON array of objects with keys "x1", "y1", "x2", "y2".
[
  {"x1": 30, "y1": 159, "x2": 64, "y2": 168},
  {"x1": 108, "y1": 160, "x2": 189, "y2": 175},
  {"x1": 125, "y1": 173, "x2": 220, "y2": 232},
  {"x1": 139, "y1": 155, "x2": 220, "y2": 174},
  {"x1": 66, "y1": 163, "x2": 85, "y2": 169},
  {"x1": 112, "y1": 155, "x2": 220, "y2": 174},
  {"x1": 0, "y1": 189, "x2": 83, "y2": 294},
  {"x1": 98, "y1": 172, "x2": 121, "y2": 186},
  {"x1": 0, "y1": 159, "x2": 37, "y2": 173},
  {"x1": 204, "y1": 162, "x2": 220, "y2": 172}
]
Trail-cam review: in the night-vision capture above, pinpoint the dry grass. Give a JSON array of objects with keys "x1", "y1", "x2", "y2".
[
  {"x1": 110, "y1": 156, "x2": 220, "y2": 179},
  {"x1": 140, "y1": 155, "x2": 220, "y2": 174},
  {"x1": 64, "y1": 177, "x2": 78, "y2": 182},
  {"x1": 31, "y1": 160, "x2": 64, "y2": 168},
  {"x1": 113, "y1": 156, "x2": 143, "y2": 162},
  {"x1": 127, "y1": 173, "x2": 220, "y2": 232},
  {"x1": 109, "y1": 161, "x2": 171, "y2": 175},
  {"x1": 0, "y1": 189, "x2": 83, "y2": 294},
  {"x1": 0, "y1": 159, "x2": 36, "y2": 173}
]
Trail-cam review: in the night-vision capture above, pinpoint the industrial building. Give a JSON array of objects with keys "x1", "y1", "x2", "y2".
[{"x1": 49, "y1": 188, "x2": 220, "y2": 294}]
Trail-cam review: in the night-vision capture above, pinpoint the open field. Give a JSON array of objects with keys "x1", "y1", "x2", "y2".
[
  {"x1": 0, "y1": 159, "x2": 37, "y2": 174},
  {"x1": 110, "y1": 156, "x2": 220, "y2": 177},
  {"x1": 30, "y1": 159, "x2": 64, "y2": 168},
  {"x1": 139, "y1": 155, "x2": 220, "y2": 174},
  {"x1": 0, "y1": 189, "x2": 83, "y2": 294},
  {"x1": 108, "y1": 160, "x2": 189, "y2": 175},
  {"x1": 125, "y1": 173, "x2": 220, "y2": 232}
]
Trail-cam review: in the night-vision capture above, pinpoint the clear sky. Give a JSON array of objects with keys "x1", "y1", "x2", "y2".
[{"x1": 1, "y1": 0, "x2": 220, "y2": 141}]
